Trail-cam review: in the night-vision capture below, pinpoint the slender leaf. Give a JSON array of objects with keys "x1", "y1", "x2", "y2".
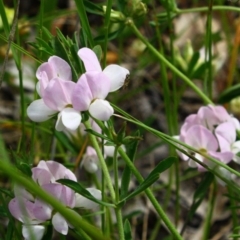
[
  {"x1": 120, "y1": 131, "x2": 140, "y2": 200},
  {"x1": 57, "y1": 179, "x2": 115, "y2": 208},
  {"x1": 124, "y1": 219, "x2": 132, "y2": 240},
  {"x1": 218, "y1": 83, "x2": 240, "y2": 104},
  {"x1": 144, "y1": 157, "x2": 176, "y2": 183},
  {"x1": 119, "y1": 173, "x2": 159, "y2": 204}
]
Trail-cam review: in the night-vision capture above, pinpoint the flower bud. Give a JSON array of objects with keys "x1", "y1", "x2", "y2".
[{"x1": 102, "y1": 6, "x2": 126, "y2": 22}]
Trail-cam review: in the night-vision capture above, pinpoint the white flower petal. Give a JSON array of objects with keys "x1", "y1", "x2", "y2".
[
  {"x1": 103, "y1": 64, "x2": 129, "y2": 92},
  {"x1": 61, "y1": 108, "x2": 82, "y2": 131},
  {"x1": 75, "y1": 188, "x2": 101, "y2": 210},
  {"x1": 232, "y1": 141, "x2": 240, "y2": 163},
  {"x1": 52, "y1": 213, "x2": 68, "y2": 235},
  {"x1": 22, "y1": 225, "x2": 45, "y2": 240},
  {"x1": 89, "y1": 99, "x2": 113, "y2": 121},
  {"x1": 27, "y1": 99, "x2": 56, "y2": 122}
]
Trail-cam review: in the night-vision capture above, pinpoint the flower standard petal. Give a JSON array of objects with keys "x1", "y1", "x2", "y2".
[
  {"x1": 89, "y1": 99, "x2": 114, "y2": 121},
  {"x1": 61, "y1": 108, "x2": 82, "y2": 131},
  {"x1": 103, "y1": 64, "x2": 129, "y2": 92},
  {"x1": 185, "y1": 125, "x2": 218, "y2": 151},
  {"x1": 215, "y1": 121, "x2": 236, "y2": 152},
  {"x1": 48, "y1": 56, "x2": 72, "y2": 81},
  {"x1": 52, "y1": 213, "x2": 68, "y2": 235},
  {"x1": 27, "y1": 99, "x2": 57, "y2": 122},
  {"x1": 43, "y1": 78, "x2": 75, "y2": 111},
  {"x1": 72, "y1": 74, "x2": 93, "y2": 111},
  {"x1": 22, "y1": 225, "x2": 45, "y2": 240},
  {"x1": 78, "y1": 47, "x2": 102, "y2": 72},
  {"x1": 85, "y1": 71, "x2": 110, "y2": 99}
]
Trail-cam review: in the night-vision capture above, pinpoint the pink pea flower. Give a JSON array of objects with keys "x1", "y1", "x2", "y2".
[
  {"x1": 72, "y1": 47, "x2": 129, "y2": 121},
  {"x1": 27, "y1": 56, "x2": 81, "y2": 131},
  {"x1": 9, "y1": 161, "x2": 101, "y2": 239},
  {"x1": 183, "y1": 125, "x2": 233, "y2": 171}
]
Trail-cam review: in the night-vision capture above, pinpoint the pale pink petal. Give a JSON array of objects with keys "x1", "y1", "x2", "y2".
[
  {"x1": 22, "y1": 225, "x2": 45, "y2": 240},
  {"x1": 185, "y1": 125, "x2": 218, "y2": 151},
  {"x1": 33, "y1": 199, "x2": 52, "y2": 221},
  {"x1": 48, "y1": 56, "x2": 72, "y2": 81},
  {"x1": 27, "y1": 99, "x2": 57, "y2": 122},
  {"x1": 78, "y1": 48, "x2": 102, "y2": 72},
  {"x1": 89, "y1": 99, "x2": 113, "y2": 121},
  {"x1": 103, "y1": 64, "x2": 129, "y2": 92},
  {"x1": 52, "y1": 213, "x2": 68, "y2": 235},
  {"x1": 43, "y1": 78, "x2": 75, "y2": 111},
  {"x1": 32, "y1": 168, "x2": 52, "y2": 185},
  {"x1": 198, "y1": 105, "x2": 231, "y2": 130},
  {"x1": 39, "y1": 161, "x2": 68, "y2": 180},
  {"x1": 215, "y1": 122, "x2": 236, "y2": 152},
  {"x1": 36, "y1": 62, "x2": 53, "y2": 82},
  {"x1": 72, "y1": 74, "x2": 93, "y2": 111},
  {"x1": 64, "y1": 169, "x2": 78, "y2": 181},
  {"x1": 180, "y1": 114, "x2": 201, "y2": 140},
  {"x1": 42, "y1": 183, "x2": 75, "y2": 207},
  {"x1": 85, "y1": 72, "x2": 110, "y2": 99},
  {"x1": 75, "y1": 188, "x2": 101, "y2": 210},
  {"x1": 209, "y1": 151, "x2": 233, "y2": 164},
  {"x1": 61, "y1": 108, "x2": 82, "y2": 131},
  {"x1": 8, "y1": 198, "x2": 43, "y2": 224}
]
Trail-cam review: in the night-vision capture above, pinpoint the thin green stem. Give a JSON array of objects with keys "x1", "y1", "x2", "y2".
[
  {"x1": 175, "y1": 5, "x2": 240, "y2": 14},
  {"x1": 112, "y1": 106, "x2": 240, "y2": 181},
  {"x1": 113, "y1": 146, "x2": 125, "y2": 240},
  {"x1": 0, "y1": 161, "x2": 109, "y2": 240},
  {"x1": 84, "y1": 120, "x2": 116, "y2": 202},
  {"x1": 201, "y1": 181, "x2": 216, "y2": 240},
  {"x1": 228, "y1": 186, "x2": 239, "y2": 240},
  {"x1": 126, "y1": 19, "x2": 213, "y2": 105},
  {"x1": 118, "y1": 147, "x2": 183, "y2": 240}
]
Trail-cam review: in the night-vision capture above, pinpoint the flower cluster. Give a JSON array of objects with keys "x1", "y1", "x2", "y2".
[
  {"x1": 27, "y1": 47, "x2": 129, "y2": 131},
  {"x1": 177, "y1": 105, "x2": 240, "y2": 171},
  {"x1": 8, "y1": 161, "x2": 101, "y2": 240}
]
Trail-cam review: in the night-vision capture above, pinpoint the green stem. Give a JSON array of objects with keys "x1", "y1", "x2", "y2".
[
  {"x1": 0, "y1": 161, "x2": 109, "y2": 240},
  {"x1": 228, "y1": 186, "x2": 239, "y2": 240},
  {"x1": 118, "y1": 147, "x2": 183, "y2": 240},
  {"x1": 175, "y1": 5, "x2": 240, "y2": 14},
  {"x1": 84, "y1": 120, "x2": 116, "y2": 202},
  {"x1": 103, "y1": 0, "x2": 113, "y2": 68},
  {"x1": 113, "y1": 146, "x2": 125, "y2": 240},
  {"x1": 201, "y1": 181, "x2": 216, "y2": 240},
  {"x1": 126, "y1": 19, "x2": 213, "y2": 105}
]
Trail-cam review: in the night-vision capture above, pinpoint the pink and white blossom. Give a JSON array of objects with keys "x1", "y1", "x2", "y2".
[
  {"x1": 9, "y1": 161, "x2": 101, "y2": 239},
  {"x1": 72, "y1": 48, "x2": 129, "y2": 121},
  {"x1": 177, "y1": 105, "x2": 240, "y2": 172},
  {"x1": 27, "y1": 57, "x2": 81, "y2": 131}
]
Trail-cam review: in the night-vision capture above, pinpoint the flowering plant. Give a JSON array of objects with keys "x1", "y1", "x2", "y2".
[
  {"x1": 8, "y1": 161, "x2": 101, "y2": 239},
  {"x1": 177, "y1": 105, "x2": 240, "y2": 171}
]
